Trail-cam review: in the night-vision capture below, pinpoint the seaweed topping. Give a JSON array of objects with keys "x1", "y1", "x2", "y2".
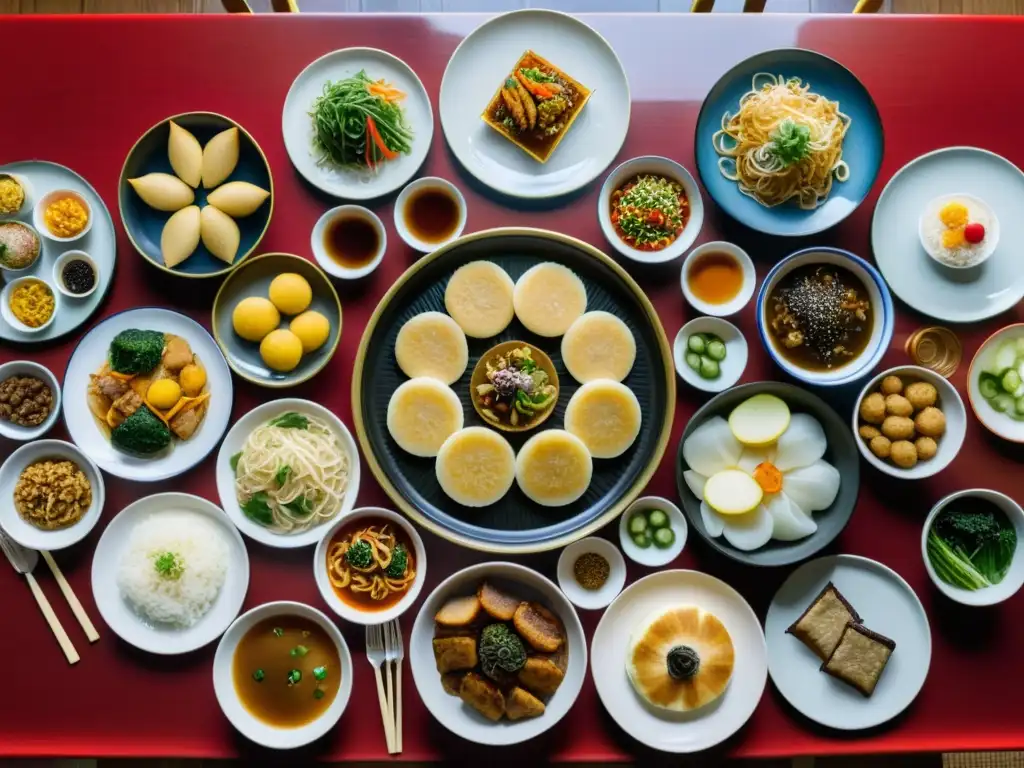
[{"x1": 666, "y1": 645, "x2": 700, "y2": 681}]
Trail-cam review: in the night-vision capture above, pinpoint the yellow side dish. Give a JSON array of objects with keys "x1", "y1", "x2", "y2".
[
  {"x1": 942, "y1": 227, "x2": 967, "y2": 249},
  {"x1": 938, "y1": 201, "x2": 969, "y2": 229},
  {"x1": 44, "y1": 196, "x2": 89, "y2": 238},
  {"x1": 0, "y1": 178, "x2": 25, "y2": 215},
  {"x1": 9, "y1": 280, "x2": 55, "y2": 328}
]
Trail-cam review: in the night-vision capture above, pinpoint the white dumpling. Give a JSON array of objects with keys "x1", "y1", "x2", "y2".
[
  {"x1": 563, "y1": 379, "x2": 641, "y2": 459},
  {"x1": 719, "y1": 504, "x2": 774, "y2": 551},
  {"x1": 206, "y1": 181, "x2": 270, "y2": 218},
  {"x1": 773, "y1": 413, "x2": 827, "y2": 472},
  {"x1": 736, "y1": 446, "x2": 776, "y2": 476},
  {"x1": 682, "y1": 416, "x2": 743, "y2": 477},
  {"x1": 387, "y1": 377, "x2": 464, "y2": 457},
  {"x1": 168, "y1": 120, "x2": 203, "y2": 188},
  {"x1": 781, "y1": 460, "x2": 841, "y2": 513},
  {"x1": 765, "y1": 493, "x2": 817, "y2": 541},
  {"x1": 560, "y1": 311, "x2": 636, "y2": 383},
  {"x1": 160, "y1": 205, "x2": 201, "y2": 268},
  {"x1": 201, "y1": 126, "x2": 240, "y2": 189},
  {"x1": 700, "y1": 501, "x2": 725, "y2": 537},
  {"x1": 682, "y1": 469, "x2": 707, "y2": 500},
  {"x1": 394, "y1": 311, "x2": 469, "y2": 385},
  {"x1": 444, "y1": 261, "x2": 515, "y2": 338},
  {"x1": 128, "y1": 173, "x2": 195, "y2": 212},
  {"x1": 436, "y1": 427, "x2": 516, "y2": 507},
  {"x1": 513, "y1": 262, "x2": 587, "y2": 337},
  {"x1": 200, "y1": 205, "x2": 240, "y2": 264},
  {"x1": 516, "y1": 429, "x2": 593, "y2": 507}
]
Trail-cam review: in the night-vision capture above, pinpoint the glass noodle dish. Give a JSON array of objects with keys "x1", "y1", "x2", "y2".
[
  {"x1": 310, "y1": 70, "x2": 413, "y2": 173},
  {"x1": 325, "y1": 520, "x2": 416, "y2": 611},
  {"x1": 231, "y1": 411, "x2": 350, "y2": 534},
  {"x1": 713, "y1": 73, "x2": 850, "y2": 210},
  {"x1": 609, "y1": 175, "x2": 690, "y2": 252}
]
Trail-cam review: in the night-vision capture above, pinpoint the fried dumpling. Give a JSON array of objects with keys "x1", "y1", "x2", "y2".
[
  {"x1": 200, "y1": 204, "x2": 240, "y2": 264},
  {"x1": 206, "y1": 181, "x2": 270, "y2": 218},
  {"x1": 505, "y1": 686, "x2": 545, "y2": 720},
  {"x1": 433, "y1": 636, "x2": 479, "y2": 673},
  {"x1": 386, "y1": 377, "x2": 464, "y2": 458},
  {"x1": 513, "y1": 601, "x2": 563, "y2": 653},
  {"x1": 515, "y1": 429, "x2": 592, "y2": 506},
  {"x1": 459, "y1": 672, "x2": 505, "y2": 721},
  {"x1": 168, "y1": 120, "x2": 203, "y2": 188},
  {"x1": 160, "y1": 205, "x2": 201, "y2": 268},
  {"x1": 627, "y1": 606, "x2": 735, "y2": 712},
  {"x1": 513, "y1": 262, "x2": 587, "y2": 337},
  {"x1": 563, "y1": 379, "x2": 641, "y2": 459},
  {"x1": 478, "y1": 581, "x2": 521, "y2": 621},
  {"x1": 436, "y1": 427, "x2": 516, "y2": 507},
  {"x1": 517, "y1": 656, "x2": 565, "y2": 697},
  {"x1": 395, "y1": 311, "x2": 469, "y2": 385},
  {"x1": 444, "y1": 261, "x2": 515, "y2": 338},
  {"x1": 201, "y1": 126, "x2": 239, "y2": 189},
  {"x1": 128, "y1": 173, "x2": 195, "y2": 212},
  {"x1": 560, "y1": 311, "x2": 636, "y2": 383}
]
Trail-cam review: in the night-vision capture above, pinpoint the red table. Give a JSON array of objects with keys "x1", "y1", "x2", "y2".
[{"x1": 3, "y1": 12, "x2": 1024, "y2": 761}]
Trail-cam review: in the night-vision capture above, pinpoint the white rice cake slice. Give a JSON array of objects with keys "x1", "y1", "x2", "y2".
[
  {"x1": 564, "y1": 379, "x2": 641, "y2": 459},
  {"x1": 444, "y1": 261, "x2": 515, "y2": 338},
  {"x1": 387, "y1": 377, "x2": 465, "y2": 457},
  {"x1": 513, "y1": 262, "x2": 587, "y2": 337},
  {"x1": 515, "y1": 428, "x2": 592, "y2": 507},
  {"x1": 394, "y1": 311, "x2": 469, "y2": 385},
  {"x1": 436, "y1": 427, "x2": 516, "y2": 507},
  {"x1": 561, "y1": 310, "x2": 636, "y2": 383}
]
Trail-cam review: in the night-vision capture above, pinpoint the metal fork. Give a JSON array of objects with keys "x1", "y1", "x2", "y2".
[
  {"x1": 384, "y1": 619, "x2": 405, "y2": 753},
  {"x1": 365, "y1": 624, "x2": 396, "y2": 753}
]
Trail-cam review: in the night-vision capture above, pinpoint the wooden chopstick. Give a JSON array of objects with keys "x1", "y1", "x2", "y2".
[
  {"x1": 24, "y1": 572, "x2": 79, "y2": 665},
  {"x1": 373, "y1": 664, "x2": 396, "y2": 753},
  {"x1": 396, "y1": 658, "x2": 403, "y2": 752},
  {"x1": 384, "y1": 658, "x2": 396, "y2": 752},
  {"x1": 41, "y1": 551, "x2": 99, "y2": 643}
]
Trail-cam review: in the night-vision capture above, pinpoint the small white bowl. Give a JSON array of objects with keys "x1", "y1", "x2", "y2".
[
  {"x1": 598, "y1": 155, "x2": 704, "y2": 265},
  {"x1": 213, "y1": 600, "x2": 354, "y2": 749},
  {"x1": 680, "y1": 241, "x2": 756, "y2": 317},
  {"x1": 52, "y1": 250, "x2": 99, "y2": 299},
  {"x1": 0, "y1": 360, "x2": 61, "y2": 441},
  {"x1": 556, "y1": 536, "x2": 626, "y2": 611},
  {"x1": 0, "y1": 439, "x2": 105, "y2": 551},
  {"x1": 0, "y1": 275, "x2": 60, "y2": 334},
  {"x1": 314, "y1": 506, "x2": 427, "y2": 626},
  {"x1": 673, "y1": 317, "x2": 748, "y2": 394},
  {"x1": 967, "y1": 323, "x2": 1024, "y2": 444},
  {"x1": 310, "y1": 205, "x2": 386, "y2": 280},
  {"x1": 0, "y1": 172, "x2": 34, "y2": 218},
  {"x1": 33, "y1": 188, "x2": 93, "y2": 243},
  {"x1": 918, "y1": 193, "x2": 1000, "y2": 270},
  {"x1": 393, "y1": 176, "x2": 467, "y2": 253},
  {"x1": 852, "y1": 365, "x2": 966, "y2": 480},
  {"x1": 619, "y1": 496, "x2": 688, "y2": 567},
  {"x1": 922, "y1": 489, "x2": 1024, "y2": 607}
]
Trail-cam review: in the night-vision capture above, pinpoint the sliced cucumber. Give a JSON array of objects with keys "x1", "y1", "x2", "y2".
[
  {"x1": 1015, "y1": 396, "x2": 1024, "y2": 416},
  {"x1": 979, "y1": 373, "x2": 1000, "y2": 401},
  {"x1": 685, "y1": 351, "x2": 702, "y2": 372},
  {"x1": 994, "y1": 340, "x2": 1018, "y2": 373},
  {"x1": 1002, "y1": 368, "x2": 1022, "y2": 394},
  {"x1": 632, "y1": 530, "x2": 653, "y2": 549},
  {"x1": 992, "y1": 393, "x2": 1015, "y2": 413},
  {"x1": 706, "y1": 339, "x2": 727, "y2": 362},
  {"x1": 687, "y1": 334, "x2": 706, "y2": 355},
  {"x1": 699, "y1": 356, "x2": 720, "y2": 379},
  {"x1": 628, "y1": 513, "x2": 648, "y2": 536},
  {"x1": 647, "y1": 509, "x2": 669, "y2": 529},
  {"x1": 652, "y1": 526, "x2": 676, "y2": 549}
]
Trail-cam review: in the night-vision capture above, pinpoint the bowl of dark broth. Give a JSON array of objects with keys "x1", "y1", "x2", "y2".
[
  {"x1": 214, "y1": 601, "x2": 353, "y2": 749},
  {"x1": 757, "y1": 247, "x2": 893, "y2": 387},
  {"x1": 312, "y1": 205, "x2": 386, "y2": 280},
  {"x1": 394, "y1": 176, "x2": 466, "y2": 252}
]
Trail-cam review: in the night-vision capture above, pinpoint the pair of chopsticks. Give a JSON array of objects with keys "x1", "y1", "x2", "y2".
[
  {"x1": 366, "y1": 620, "x2": 404, "y2": 754},
  {"x1": 41, "y1": 550, "x2": 101, "y2": 656}
]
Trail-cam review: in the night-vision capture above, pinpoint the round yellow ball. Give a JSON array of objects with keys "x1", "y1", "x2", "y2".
[
  {"x1": 232, "y1": 296, "x2": 280, "y2": 342},
  {"x1": 147, "y1": 378, "x2": 182, "y2": 410},
  {"x1": 289, "y1": 310, "x2": 331, "y2": 353},
  {"x1": 268, "y1": 273, "x2": 312, "y2": 316},
  {"x1": 260, "y1": 329, "x2": 304, "y2": 372}
]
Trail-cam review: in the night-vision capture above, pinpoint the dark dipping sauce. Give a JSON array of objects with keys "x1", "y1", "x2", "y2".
[
  {"x1": 61, "y1": 258, "x2": 95, "y2": 295},
  {"x1": 232, "y1": 616, "x2": 341, "y2": 728},
  {"x1": 404, "y1": 187, "x2": 460, "y2": 245},
  {"x1": 767, "y1": 264, "x2": 872, "y2": 371},
  {"x1": 323, "y1": 215, "x2": 379, "y2": 270}
]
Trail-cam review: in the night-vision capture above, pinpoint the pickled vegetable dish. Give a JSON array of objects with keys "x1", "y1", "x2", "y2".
[
  {"x1": 610, "y1": 175, "x2": 690, "y2": 251},
  {"x1": 627, "y1": 507, "x2": 676, "y2": 550},
  {"x1": 684, "y1": 332, "x2": 727, "y2": 380}
]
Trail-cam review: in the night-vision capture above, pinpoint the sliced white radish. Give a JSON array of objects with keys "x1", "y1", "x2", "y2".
[
  {"x1": 766, "y1": 493, "x2": 817, "y2": 541},
  {"x1": 737, "y1": 446, "x2": 776, "y2": 476},
  {"x1": 682, "y1": 416, "x2": 743, "y2": 477},
  {"x1": 720, "y1": 504, "x2": 774, "y2": 551},
  {"x1": 704, "y1": 469, "x2": 764, "y2": 516},
  {"x1": 728, "y1": 393, "x2": 791, "y2": 447},
  {"x1": 682, "y1": 469, "x2": 708, "y2": 500},
  {"x1": 700, "y1": 500, "x2": 725, "y2": 537},
  {"x1": 782, "y1": 460, "x2": 841, "y2": 513},
  {"x1": 773, "y1": 413, "x2": 827, "y2": 472}
]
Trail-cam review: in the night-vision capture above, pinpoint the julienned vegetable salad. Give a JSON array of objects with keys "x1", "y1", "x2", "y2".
[
  {"x1": 609, "y1": 174, "x2": 690, "y2": 251},
  {"x1": 309, "y1": 70, "x2": 414, "y2": 171}
]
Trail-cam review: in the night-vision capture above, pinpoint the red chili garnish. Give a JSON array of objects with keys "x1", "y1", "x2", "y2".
[
  {"x1": 366, "y1": 116, "x2": 398, "y2": 161},
  {"x1": 964, "y1": 222, "x2": 986, "y2": 244}
]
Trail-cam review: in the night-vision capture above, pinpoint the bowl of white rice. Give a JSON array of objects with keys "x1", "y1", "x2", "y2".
[
  {"x1": 91, "y1": 492, "x2": 250, "y2": 655},
  {"x1": 919, "y1": 193, "x2": 1000, "y2": 269}
]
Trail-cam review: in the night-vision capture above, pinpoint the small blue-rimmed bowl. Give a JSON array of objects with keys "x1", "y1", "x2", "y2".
[{"x1": 756, "y1": 247, "x2": 893, "y2": 387}]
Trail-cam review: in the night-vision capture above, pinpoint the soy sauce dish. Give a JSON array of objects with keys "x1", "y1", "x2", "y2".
[{"x1": 394, "y1": 177, "x2": 466, "y2": 252}]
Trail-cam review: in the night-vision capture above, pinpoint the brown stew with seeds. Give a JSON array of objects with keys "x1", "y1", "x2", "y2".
[{"x1": 766, "y1": 264, "x2": 872, "y2": 371}]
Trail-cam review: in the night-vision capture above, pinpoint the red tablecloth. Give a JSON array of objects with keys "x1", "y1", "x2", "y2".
[{"x1": 3, "y1": 12, "x2": 1024, "y2": 761}]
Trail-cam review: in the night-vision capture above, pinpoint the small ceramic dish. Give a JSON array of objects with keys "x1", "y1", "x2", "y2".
[
  {"x1": 213, "y1": 600, "x2": 354, "y2": 749},
  {"x1": 0, "y1": 360, "x2": 61, "y2": 441},
  {"x1": 394, "y1": 177, "x2": 467, "y2": 253},
  {"x1": 0, "y1": 439, "x2": 104, "y2": 551},
  {"x1": 0, "y1": 220, "x2": 43, "y2": 273},
  {"x1": 556, "y1": 536, "x2": 626, "y2": 611},
  {"x1": 1, "y1": 276, "x2": 60, "y2": 334},
  {"x1": 311, "y1": 205, "x2": 386, "y2": 280},
  {"x1": 33, "y1": 188, "x2": 93, "y2": 243},
  {"x1": 680, "y1": 241, "x2": 756, "y2": 317},
  {"x1": 470, "y1": 340, "x2": 559, "y2": 433},
  {"x1": 211, "y1": 253, "x2": 342, "y2": 388},
  {"x1": 756, "y1": 246, "x2": 894, "y2": 387},
  {"x1": 673, "y1": 317, "x2": 747, "y2": 394},
  {"x1": 619, "y1": 496, "x2": 687, "y2": 567},
  {"x1": 0, "y1": 172, "x2": 34, "y2": 218},
  {"x1": 967, "y1": 323, "x2": 1024, "y2": 443},
  {"x1": 313, "y1": 506, "x2": 426, "y2": 625},
  {"x1": 852, "y1": 365, "x2": 966, "y2": 480},
  {"x1": 918, "y1": 192, "x2": 1000, "y2": 270},
  {"x1": 921, "y1": 488, "x2": 1024, "y2": 607},
  {"x1": 598, "y1": 155, "x2": 704, "y2": 265},
  {"x1": 52, "y1": 250, "x2": 99, "y2": 299}
]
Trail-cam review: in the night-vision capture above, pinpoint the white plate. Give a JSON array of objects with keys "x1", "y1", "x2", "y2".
[
  {"x1": 764, "y1": 554, "x2": 931, "y2": 731},
  {"x1": 872, "y1": 147, "x2": 1024, "y2": 323},
  {"x1": 0, "y1": 439, "x2": 104, "y2": 551},
  {"x1": 90, "y1": 492, "x2": 249, "y2": 655},
  {"x1": 282, "y1": 47, "x2": 432, "y2": 200},
  {"x1": 590, "y1": 569, "x2": 766, "y2": 753},
  {"x1": 409, "y1": 561, "x2": 587, "y2": 746},
  {"x1": 62, "y1": 308, "x2": 233, "y2": 482},
  {"x1": 439, "y1": 9, "x2": 630, "y2": 200},
  {"x1": 215, "y1": 398, "x2": 360, "y2": 549},
  {"x1": 0, "y1": 161, "x2": 115, "y2": 344}
]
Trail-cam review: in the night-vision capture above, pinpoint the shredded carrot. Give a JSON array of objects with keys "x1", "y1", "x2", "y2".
[
  {"x1": 366, "y1": 116, "x2": 398, "y2": 161},
  {"x1": 368, "y1": 80, "x2": 406, "y2": 102},
  {"x1": 753, "y1": 462, "x2": 783, "y2": 494}
]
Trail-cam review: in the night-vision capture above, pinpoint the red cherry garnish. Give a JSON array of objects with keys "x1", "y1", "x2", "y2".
[{"x1": 964, "y1": 222, "x2": 986, "y2": 244}]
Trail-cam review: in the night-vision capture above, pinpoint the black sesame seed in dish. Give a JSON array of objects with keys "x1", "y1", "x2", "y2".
[
  {"x1": 61, "y1": 257, "x2": 96, "y2": 296},
  {"x1": 766, "y1": 264, "x2": 872, "y2": 372}
]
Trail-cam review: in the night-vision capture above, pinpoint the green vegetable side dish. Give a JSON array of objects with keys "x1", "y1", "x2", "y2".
[
  {"x1": 926, "y1": 497, "x2": 1017, "y2": 591},
  {"x1": 153, "y1": 551, "x2": 185, "y2": 581},
  {"x1": 610, "y1": 174, "x2": 690, "y2": 251},
  {"x1": 628, "y1": 507, "x2": 676, "y2": 550},
  {"x1": 685, "y1": 333, "x2": 727, "y2": 380},
  {"x1": 111, "y1": 406, "x2": 172, "y2": 456},
  {"x1": 978, "y1": 337, "x2": 1024, "y2": 421},
  {"x1": 310, "y1": 70, "x2": 414, "y2": 172},
  {"x1": 108, "y1": 329, "x2": 165, "y2": 375},
  {"x1": 478, "y1": 623, "x2": 528, "y2": 681},
  {"x1": 767, "y1": 118, "x2": 812, "y2": 168}
]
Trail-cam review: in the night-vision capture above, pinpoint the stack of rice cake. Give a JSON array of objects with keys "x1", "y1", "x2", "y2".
[{"x1": 786, "y1": 582, "x2": 895, "y2": 697}]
